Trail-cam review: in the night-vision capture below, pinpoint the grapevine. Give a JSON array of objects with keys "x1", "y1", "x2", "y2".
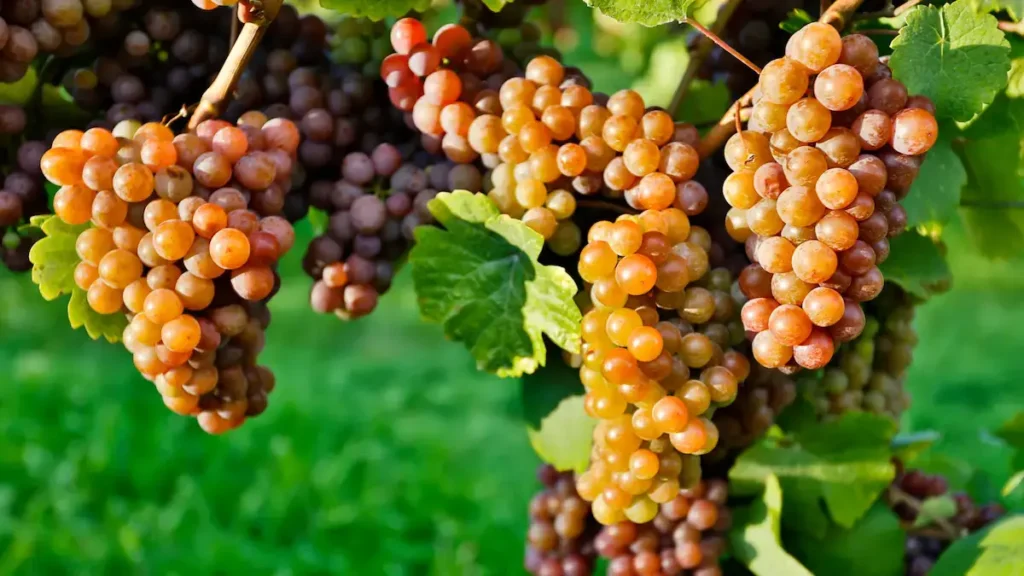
[{"x1": 1, "y1": 0, "x2": 1021, "y2": 574}]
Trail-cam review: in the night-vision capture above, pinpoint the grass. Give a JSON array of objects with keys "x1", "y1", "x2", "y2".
[{"x1": 0, "y1": 219, "x2": 1020, "y2": 574}]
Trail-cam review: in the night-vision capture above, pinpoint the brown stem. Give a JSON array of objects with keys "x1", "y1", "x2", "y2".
[
  {"x1": 853, "y1": 0, "x2": 895, "y2": 21},
  {"x1": 576, "y1": 199, "x2": 638, "y2": 215},
  {"x1": 820, "y1": 0, "x2": 867, "y2": 30},
  {"x1": 887, "y1": 486, "x2": 965, "y2": 541},
  {"x1": 893, "y1": 0, "x2": 922, "y2": 17},
  {"x1": 669, "y1": 0, "x2": 745, "y2": 117},
  {"x1": 188, "y1": 0, "x2": 283, "y2": 130},
  {"x1": 682, "y1": 16, "x2": 762, "y2": 75},
  {"x1": 699, "y1": 0, "x2": 865, "y2": 158},
  {"x1": 821, "y1": 0, "x2": 834, "y2": 17}
]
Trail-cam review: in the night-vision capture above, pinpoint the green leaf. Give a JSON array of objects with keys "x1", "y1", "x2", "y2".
[
  {"x1": 67, "y1": 287, "x2": 127, "y2": 343},
  {"x1": 479, "y1": 0, "x2": 511, "y2": 11},
  {"x1": 1003, "y1": 470, "x2": 1024, "y2": 497},
  {"x1": 891, "y1": 430, "x2": 942, "y2": 463},
  {"x1": 729, "y1": 474, "x2": 814, "y2": 576},
  {"x1": 889, "y1": 0, "x2": 1011, "y2": 122},
  {"x1": 968, "y1": 515, "x2": 1024, "y2": 575},
  {"x1": 902, "y1": 130, "x2": 966, "y2": 228},
  {"x1": 318, "y1": 0, "x2": 432, "y2": 20},
  {"x1": 1006, "y1": 36, "x2": 1024, "y2": 97},
  {"x1": 307, "y1": 207, "x2": 328, "y2": 236},
  {"x1": 988, "y1": 0, "x2": 1024, "y2": 22},
  {"x1": 729, "y1": 412, "x2": 897, "y2": 533},
  {"x1": 28, "y1": 215, "x2": 127, "y2": 343},
  {"x1": 786, "y1": 504, "x2": 905, "y2": 576},
  {"x1": 780, "y1": 9, "x2": 814, "y2": 33},
  {"x1": 932, "y1": 522, "x2": 997, "y2": 576},
  {"x1": 527, "y1": 395, "x2": 597, "y2": 473},
  {"x1": 29, "y1": 215, "x2": 89, "y2": 301},
  {"x1": 913, "y1": 495, "x2": 958, "y2": 528},
  {"x1": 996, "y1": 411, "x2": 1024, "y2": 449},
  {"x1": 410, "y1": 191, "x2": 581, "y2": 377},
  {"x1": 879, "y1": 232, "x2": 952, "y2": 298},
  {"x1": 521, "y1": 359, "x2": 582, "y2": 429},
  {"x1": 959, "y1": 207, "x2": 1024, "y2": 259},
  {"x1": 582, "y1": 0, "x2": 700, "y2": 26}
]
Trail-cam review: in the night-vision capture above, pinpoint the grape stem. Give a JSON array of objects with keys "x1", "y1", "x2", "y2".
[
  {"x1": 698, "y1": 0, "x2": 866, "y2": 158},
  {"x1": 893, "y1": 0, "x2": 922, "y2": 17},
  {"x1": 668, "y1": 0, "x2": 745, "y2": 117},
  {"x1": 856, "y1": 29, "x2": 900, "y2": 36},
  {"x1": 682, "y1": 16, "x2": 762, "y2": 75},
  {"x1": 887, "y1": 485, "x2": 964, "y2": 541},
  {"x1": 188, "y1": 0, "x2": 284, "y2": 130}
]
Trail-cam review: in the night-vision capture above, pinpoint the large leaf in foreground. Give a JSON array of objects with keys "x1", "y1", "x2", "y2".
[
  {"x1": 527, "y1": 395, "x2": 597, "y2": 473},
  {"x1": 880, "y1": 232, "x2": 952, "y2": 298},
  {"x1": 730, "y1": 413, "x2": 897, "y2": 534},
  {"x1": 410, "y1": 191, "x2": 581, "y2": 378},
  {"x1": 786, "y1": 504, "x2": 905, "y2": 576},
  {"x1": 730, "y1": 474, "x2": 814, "y2": 576},
  {"x1": 890, "y1": 1, "x2": 1010, "y2": 122},
  {"x1": 583, "y1": 0, "x2": 699, "y2": 26}
]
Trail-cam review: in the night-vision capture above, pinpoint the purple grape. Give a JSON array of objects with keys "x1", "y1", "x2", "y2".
[
  {"x1": 371, "y1": 143, "x2": 402, "y2": 177},
  {"x1": 350, "y1": 195, "x2": 387, "y2": 234},
  {"x1": 342, "y1": 152, "x2": 375, "y2": 185}
]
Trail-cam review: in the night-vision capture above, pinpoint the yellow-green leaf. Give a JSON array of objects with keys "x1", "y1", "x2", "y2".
[{"x1": 527, "y1": 395, "x2": 597, "y2": 473}]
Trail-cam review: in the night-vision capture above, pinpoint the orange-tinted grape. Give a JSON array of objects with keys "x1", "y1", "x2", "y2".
[
  {"x1": 87, "y1": 280, "x2": 122, "y2": 315},
  {"x1": 209, "y1": 228, "x2": 250, "y2": 270},
  {"x1": 768, "y1": 304, "x2": 813, "y2": 346},
  {"x1": 792, "y1": 240, "x2": 838, "y2": 284},
  {"x1": 890, "y1": 108, "x2": 939, "y2": 156},
  {"x1": 608, "y1": 220, "x2": 643, "y2": 256},
  {"x1": 577, "y1": 105, "x2": 610, "y2": 139},
  {"x1": 793, "y1": 328, "x2": 835, "y2": 369},
  {"x1": 652, "y1": 396, "x2": 689, "y2": 434},
  {"x1": 602, "y1": 115, "x2": 638, "y2": 153},
  {"x1": 752, "y1": 330, "x2": 793, "y2": 368},
  {"x1": 787, "y1": 22, "x2": 842, "y2": 73},
  {"x1": 758, "y1": 58, "x2": 809, "y2": 106},
  {"x1": 579, "y1": 241, "x2": 618, "y2": 282},
  {"x1": 815, "y1": 210, "x2": 859, "y2": 251},
  {"x1": 143, "y1": 288, "x2": 183, "y2": 324},
  {"x1": 724, "y1": 131, "x2": 772, "y2": 172},
  {"x1": 113, "y1": 162, "x2": 154, "y2": 202},
  {"x1": 741, "y1": 297, "x2": 779, "y2": 332},
  {"x1": 98, "y1": 248, "x2": 143, "y2": 289},
  {"x1": 161, "y1": 314, "x2": 201, "y2": 353},
  {"x1": 756, "y1": 236, "x2": 795, "y2": 274},
  {"x1": 74, "y1": 261, "x2": 99, "y2": 291},
  {"x1": 637, "y1": 173, "x2": 675, "y2": 211},
  {"x1": 777, "y1": 185, "x2": 826, "y2": 227},
  {"x1": 802, "y1": 287, "x2": 845, "y2": 327},
  {"x1": 153, "y1": 220, "x2": 196, "y2": 261},
  {"x1": 82, "y1": 155, "x2": 118, "y2": 192},
  {"x1": 814, "y1": 64, "x2": 864, "y2": 111},
  {"x1": 41, "y1": 147, "x2": 89, "y2": 186},
  {"x1": 141, "y1": 139, "x2": 178, "y2": 171},
  {"x1": 75, "y1": 227, "x2": 115, "y2": 266},
  {"x1": 556, "y1": 143, "x2": 587, "y2": 177},
  {"x1": 772, "y1": 272, "x2": 814, "y2": 305},
  {"x1": 54, "y1": 184, "x2": 96, "y2": 225},
  {"x1": 815, "y1": 168, "x2": 858, "y2": 209},
  {"x1": 606, "y1": 308, "x2": 642, "y2": 347},
  {"x1": 746, "y1": 199, "x2": 784, "y2": 237},
  {"x1": 787, "y1": 98, "x2": 832, "y2": 143}
]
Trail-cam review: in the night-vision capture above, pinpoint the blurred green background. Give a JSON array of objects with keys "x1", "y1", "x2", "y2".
[{"x1": 2, "y1": 2, "x2": 1023, "y2": 575}]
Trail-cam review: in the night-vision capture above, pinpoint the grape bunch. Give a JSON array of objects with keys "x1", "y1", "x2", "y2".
[
  {"x1": 593, "y1": 478, "x2": 731, "y2": 576},
  {"x1": 730, "y1": 24, "x2": 937, "y2": 371},
  {"x1": 304, "y1": 144, "x2": 439, "y2": 321},
  {"x1": 708, "y1": 363, "x2": 797, "y2": 460},
  {"x1": 0, "y1": 105, "x2": 50, "y2": 272},
  {"x1": 60, "y1": 1, "x2": 233, "y2": 121},
  {"x1": 889, "y1": 463, "x2": 1005, "y2": 576},
  {"x1": 0, "y1": 0, "x2": 136, "y2": 83},
  {"x1": 799, "y1": 285, "x2": 916, "y2": 422},
  {"x1": 40, "y1": 115, "x2": 300, "y2": 433},
  {"x1": 329, "y1": 17, "x2": 391, "y2": 77},
  {"x1": 525, "y1": 465, "x2": 599, "y2": 576},
  {"x1": 574, "y1": 208, "x2": 753, "y2": 526}
]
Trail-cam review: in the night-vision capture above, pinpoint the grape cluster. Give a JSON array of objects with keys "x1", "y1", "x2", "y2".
[
  {"x1": 329, "y1": 17, "x2": 391, "y2": 77},
  {"x1": 730, "y1": 24, "x2": 937, "y2": 371},
  {"x1": 59, "y1": 1, "x2": 233, "y2": 121},
  {"x1": 708, "y1": 363, "x2": 797, "y2": 459},
  {"x1": 889, "y1": 464, "x2": 1005, "y2": 576},
  {"x1": 382, "y1": 18, "x2": 704, "y2": 258},
  {"x1": 594, "y1": 478, "x2": 731, "y2": 576},
  {"x1": 0, "y1": 105, "x2": 50, "y2": 272},
  {"x1": 525, "y1": 465, "x2": 599, "y2": 576},
  {"x1": 40, "y1": 115, "x2": 300, "y2": 433},
  {"x1": 304, "y1": 144, "x2": 438, "y2": 321},
  {"x1": 0, "y1": 0, "x2": 137, "y2": 83},
  {"x1": 574, "y1": 208, "x2": 753, "y2": 526},
  {"x1": 800, "y1": 285, "x2": 916, "y2": 422}
]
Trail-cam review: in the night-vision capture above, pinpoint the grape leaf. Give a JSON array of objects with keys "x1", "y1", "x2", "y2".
[
  {"x1": 729, "y1": 413, "x2": 898, "y2": 534},
  {"x1": 479, "y1": 0, "x2": 512, "y2": 11},
  {"x1": 729, "y1": 474, "x2": 814, "y2": 576},
  {"x1": 1003, "y1": 470, "x2": 1024, "y2": 497},
  {"x1": 913, "y1": 495, "x2": 958, "y2": 528},
  {"x1": 582, "y1": 0, "x2": 700, "y2": 26},
  {"x1": 521, "y1": 358, "x2": 582, "y2": 428},
  {"x1": 987, "y1": 0, "x2": 1024, "y2": 22},
  {"x1": 902, "y1": 130, "x2": 966, "y2": 228},
  {"x1": 527, "y1": 395, "x2": 597, "y2": 473},
  {"x1": 959, "y1": 207, "x2": 1024, "y2": 260},
  {"x1": 891, "y1": 430, "x2": 942, "y2": 464},
  {"x1": 995, "y1": 411, "x2": 1024, "y2": 449},
  {"x1": 29, "y1": 215, "x2": 89, "y2": 301},
  {"x1": 410, "y1": 191, "x2": 581, "y2": 378},
  {"x1": 785, "y1": 504, "x2": 905, "y2": 576},
  {"x1": 780, "y1": 9, "x2": 814, "y2": 33},
  {"x1": 879, "y1": 232, "x2": 952, "y2": 298},
  {"x1": 932, "y1": 522, "x2": 998, "y2": 576},
  {"x1": 889, "y1": 0, "x2": 1011, "y2": 122},
  {"x1": 318, "y1": 0, "x2": 432, "y2": 20},
  {"x1": 67, "y1": 287, "x2": 127, "y2": 343},
  {"x1": 1006, "y1": 36, "x2": 1024, "y2": 97},
  {"x1": 28, "y1": 215, "x2": 127, "y2": 343},
  {"x1": 968, "y1": 515, "x2": 1024, "y2": 575}
]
